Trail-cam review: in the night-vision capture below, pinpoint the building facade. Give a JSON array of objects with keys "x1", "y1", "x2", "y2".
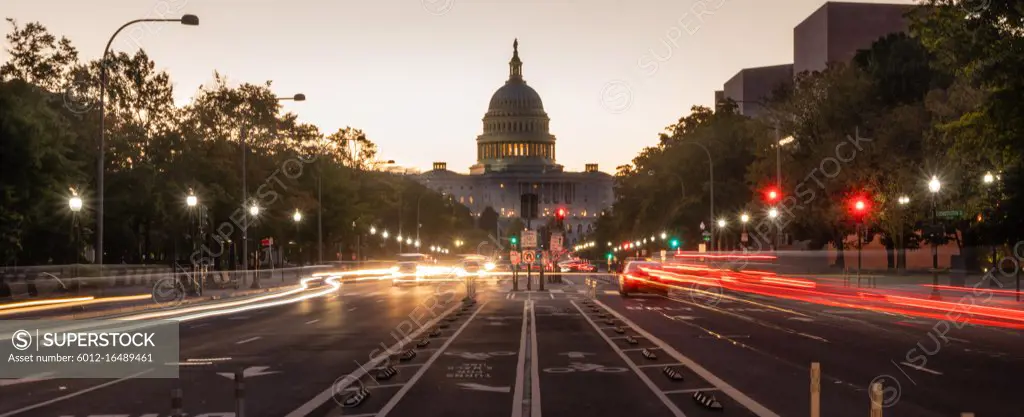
[
  {"x1": 415, "y1": 40, "x2": 614, "y2": 245},
  {"x1": 718, "y1": 1, "x2": 913, "y2": 117}
]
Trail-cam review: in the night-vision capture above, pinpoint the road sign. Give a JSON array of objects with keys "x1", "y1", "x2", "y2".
[
  {"x1": 741, "y1": 232, "x2": 749, "y2": 243},
  {"x1": 523, "y1": 251, "x2": 536, "y2": 265},
  {"x1": 936, "y1": 210, "x2": 963, "y2": 219},
  {"x1": 698, "y1": 243, "x2": 707, "y2": 253},
  {"x1": 261, "y1": 237, "x2": 274, "y2": 247},
  {"x1": 700, "y1": 222, "x2": 706, "y2": 231},
  {"x1": 550, "y1": 234, "x2": 563, "y2": 252},
  {"x1": 660, "y1": 250, "x2": 667, "y2": 261},
  {"x1": 510, "y1": 250, "x2": 521, "y2": 266},
  {"x1": 522, "y1": 230, "x2": 538, "y2": 248}
]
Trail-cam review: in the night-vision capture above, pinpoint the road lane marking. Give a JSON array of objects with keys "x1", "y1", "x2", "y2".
[
  {"x1": 305, "y1": 319, "x2": 320, "y2": 325},
  {"x1": 511, "y1": 301, "x2": 529, "y2": 417},
  {"x1": 285, "y1": 301, "x2": 463, "y2": 417},
  {"x1": 235, "y1": 336, "x2": 261, "y2": 345},
  {"x1": 570, "y1": 300, "x2": 685, "y2": 417},
  {"x1": 343, "y1": 382, "x2": 406, "y2": 391},
  {"x1": 550, "y1": 289, "x2": 564, "y2": 293},
  {"x1": 664, "y1": 387, "x2": 720, "y2": 394},
  {"x1": 899, "y1": 361, "x2": 943, "y2": 375},
  {"x1": 529, "y1": 300, "x2": 541, "y2": 417},
  {"x1": 595, "y1": 299, "x2": 781, "y2": 417},
  {"x1": 0, "y1": 369, "x2": 153, "y2": 417},
  {"x1": 375, "y1": 302, "x2": 489, "y2": 417},
  {"x1": 621, "y1": 347, "x2": 661, "y2": 352}
]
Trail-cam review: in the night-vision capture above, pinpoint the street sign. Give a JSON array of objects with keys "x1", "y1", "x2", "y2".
[
  {"x1": 522, "y1": 230, "x2": 538, "y2": 248},
  {"x1": 523, "y1": 251, "x2": 536, "y2": 265},
  {"x1": 550, "y1": 234, "x2": 563, "y2": 252},
  {"x1": 741, "y1": 232, "x2": 749, "y2": 243},
  {"x1": 936, "y1": 210, "x2": 963, "y2": 219},
  {"x1": 660, "y1": 250, "x2": 667, "y2": 261},
  {"x1": 510, "y1": 251, "x2": 521, "y2": 266},
  {"x1": 698, "y1": 243, "x2": 707, "y2": 253},
  {"x1": 261, "y1": 237, "x2": 274, "y2": 247},
  {"x1": 700, "y1": 222, "x2": 706, "y2": 231}
]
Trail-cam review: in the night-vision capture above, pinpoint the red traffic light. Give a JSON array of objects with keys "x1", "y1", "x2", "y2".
[
  {"x1": 763, "y1": 187, "x2": 781, "y2": 203},
  {"x1": 854, "y1": 200, "x2": 866, "y2": 211},
  {"x1": 556, "y1": 208, "x2": 566, "y2": 219},
  {"x1": 848, "y1": 195, "x2": 871, "y2": 220}
]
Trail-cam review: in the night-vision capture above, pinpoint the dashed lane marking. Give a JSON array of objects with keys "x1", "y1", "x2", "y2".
[
  {"x1": 305, "y1": 319, "x2": 320, "y2": 325},
  {"x1": 664, "y1": 387, "x2": 720, "y2": 394},
  {"x1": 235, "y1": 336, "x2": 261, "y2": 345},
  {"x1": 899, "y1": 361, "x2": 943, "y2": 375}
]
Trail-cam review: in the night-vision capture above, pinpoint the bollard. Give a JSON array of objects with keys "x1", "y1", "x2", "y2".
[
  {"x1": 869, "y1": 382, "x2": 882, "y2": 417},
  {"x1": 235, "y1": 369, "x2": 245, "y2": 417},
  {"x1": 810, "y1": 362, "x2": 820, "y2": 417},
  {"x1": 170, "y1": 388, "x2": 183, "y2": 417}
]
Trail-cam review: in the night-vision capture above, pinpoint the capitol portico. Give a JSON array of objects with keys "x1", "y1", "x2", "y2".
[{"x1": 416, "y1": 40, "x2": 614, "y2": 245}]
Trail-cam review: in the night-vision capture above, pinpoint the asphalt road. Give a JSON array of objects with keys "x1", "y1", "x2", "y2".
[{"x1": 0, "y1": 272, "x2": 1021, "y2": 417}]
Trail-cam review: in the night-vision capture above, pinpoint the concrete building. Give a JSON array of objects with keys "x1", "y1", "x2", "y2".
[
  {"x1": 794, "y1": 1, "x2": 912, "y2": 75},
  {"x1": 720, "y1": 1, "x2": 913, "y2": 117},
  {"x1": 415, "y1": 40, "x2": 614, "y2": 245},
  {"x1": 721, "y1": 64, "x2": 794, "y2": 118}
]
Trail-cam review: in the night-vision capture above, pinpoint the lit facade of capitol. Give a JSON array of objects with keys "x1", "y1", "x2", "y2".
[{"x1": 415, "y1": 40, "x2": 614, "y2": 245}]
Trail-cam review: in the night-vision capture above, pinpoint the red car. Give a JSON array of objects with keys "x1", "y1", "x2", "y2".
[{"x1": 617, "y1": 261, "x2": 666, "y2": 296}]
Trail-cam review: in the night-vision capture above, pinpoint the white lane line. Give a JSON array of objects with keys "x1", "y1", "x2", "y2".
[
  {"x1": 284, "y1": 301, "x2": 462, "y2": 417},
  {"x1": 348, "y1": 307, "x2": 358, "y2": 311},
  {"x1": 376, "y1": 302, "x2": 489, "y2": 417},
  {"x1": 637, "y1": 363, "x2": 678, "y2": 369},
  {"x1": 0, "y1": 369, "x2": 152, "y2": 417},
  {"x1": 530, "y1": 300, "x2": 542, "y2": 417},
  {"x1": 899, "y1": 361, "x2": 943, "y2": 375},
  {"x1": 571, "y1": 300, "x2": 685, "y2": 417},
  {"x1": 595, "y1": 299, "x2": 781, "y2": 417},
  {"x1": 343, "y1": 382, "x2": 406, "y2": 391},
  {"x1": 621, "y1": 347, "x2": 661, "y2": 352},
  {"x1": 664, "y1": 387, "x2": 720, "y2": 394},
  {"x1": 511, "y1": 300, "x2": 530, "y2": 417},
  {"x1": 550, "y1": 289, "x2": 564, "y2": 293},
  {"x1": 189, "y1": 323, "x2": 210, "y2": 329},
  {"x1": 305, "y1": 319, "x2": 320, "y2": 325},
  {"x1": 549, "y1": 293, "x2": 554, "y2": 299},
  {"x1": 236, "y1": 336, "x2": 261, "y2": 345}
]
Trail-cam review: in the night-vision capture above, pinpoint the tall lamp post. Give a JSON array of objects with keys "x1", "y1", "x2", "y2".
[
  {"x1": 96, "y1": 14, "x2": 198, "y2": 270},
  {"x1": 928, "y1": 176, "x2": 941, "y2": 298},
  {"x1": 248, "y1": 204, "x2": 261, "y2": 289},
  {"x1": 897, "y1": 195, "x2": 910, "y2": 273},
  {"x1": 740, "y1": 213, "x2": 750, "y2": 250},
  {"x1": 982, "y1": 171, "x2": 997, "y2": 276},
  {"x1": 293, "y1": 209, "x2": 303, "y2": 265},
  {"x1": 241, "y1": 93, "x2": 306, "y2": 278}
]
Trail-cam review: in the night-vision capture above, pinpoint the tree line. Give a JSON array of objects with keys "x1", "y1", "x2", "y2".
[
  {"x1": 594, "y1": 1, "x2": 1023, "y2": 270},
  {"x1": 0, "y1": 19, "x2": 486, "y2": 266}
]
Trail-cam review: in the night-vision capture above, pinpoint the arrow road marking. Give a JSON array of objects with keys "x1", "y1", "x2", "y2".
[
  {"x1": 458, "y1": 382, "x2": 511, "y2": 393},
  {"x1": 217, "y1": 366, "x2": 280, "y2": 379},
  {"x1": 0, "y1": 372, "x2": 56, "y2": 387}
]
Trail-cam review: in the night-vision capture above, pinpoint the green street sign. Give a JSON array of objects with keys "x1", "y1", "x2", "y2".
[{"x1": 936, "y1": 210, "x2": 963, "y2": 219}]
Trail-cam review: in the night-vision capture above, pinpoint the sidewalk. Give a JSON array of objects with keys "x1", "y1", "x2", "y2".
[{"x1": 1, "y1": 273, "x2": 308, "y2": 320}]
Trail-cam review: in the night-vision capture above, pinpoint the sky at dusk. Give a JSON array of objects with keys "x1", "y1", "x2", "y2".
[{"x1": 4, "y1": 0, "x2": 914, "y2": 173}]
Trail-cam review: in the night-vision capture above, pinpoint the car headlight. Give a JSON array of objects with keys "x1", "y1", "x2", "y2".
[{"x1": 484, "y1": 262, "x2": 495, "y2": 271}]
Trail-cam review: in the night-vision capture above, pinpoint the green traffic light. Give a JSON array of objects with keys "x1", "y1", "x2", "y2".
[
  {"x1": 511, "y1": 236, "x2": 518, "y2": 244},
  {"x1": 669, "y1": 238, "x2": 680, "y2": 248},
  {"x1": 605, "y1": 253, "x2": 613, "y2": 259}
]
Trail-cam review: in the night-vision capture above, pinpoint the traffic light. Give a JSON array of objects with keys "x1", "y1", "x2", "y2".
[
  {"x1": 605, "y1": 253, "x2": 613, "y2": 260},
  {"x1": 510, "y1": 236, "x2": 518, "y2": 245},
  {"x1": 555, "y1": 208, "x2": 566, "y2": 221},
  {"x1": 669, "y1": 238, "x2": 680, "y2": 248},
  {"x1": 763, "y1": 187, "x2": 781, "y2": 203},
  {"x1": 849, "y1": 196, "x2": 870, "y2": 221}
]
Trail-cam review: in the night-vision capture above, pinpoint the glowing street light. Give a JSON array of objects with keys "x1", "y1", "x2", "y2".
[
  {"x1": 740, "y1": 213, "x2": 750, "y2": 223},
  {"x1": 983, "y1": 172, "x2": 995, "y2": 184},
  {"x1": 382, "y1": 230, "x2": 390, "y2": 239},
  {"x1": 369, "y1": 226, "x2": 377, "y2": 235},
  {"x1": 660, "y1": 232, "x2": 667, "y2": 240},
  {"x1": 717, "y1": 219, "x2": 727, "y2": 228},
  {"x1": 248, "y1": 204, "x2": 260, "y2": 217},
  {"x1": 69, "y1": 195, "x2": 83, "y2": 212},
  {"x1": 186, "y1": 192, "x2": 198, "y2": 207},
  {"x1": 898, "y1": 195, "x2": 910, "y2": 205},
  {"x1": 768, "y1": 208, "x2": 779, "y2": 219},
  {"x1": 292, "y1": 210, "x2": 302, "y2": 223},
  {"x1": 928, "y1": 176, "x2": 941, "y2": 193}
]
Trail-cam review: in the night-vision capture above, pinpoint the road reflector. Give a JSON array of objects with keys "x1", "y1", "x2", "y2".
[
  {"x1": 604, "y1": 319, "x2": 615, "y2": 325},
  {"x1": 439, "y1": 322, "x2": 450, "y2": 329},
  {"x1": 416, "y1": 338, "x2": 430, "y2": 347},
  {"x1": 641, "y1": 348, "x2": 658, "y2": 360},
  {"x1": 375, "y1": 366, "x2": 398, "y2": 381},
  {"x1": 429, "y1": 328, "x2": 441, "y2": 337},
  {"x1": 692, "y1": 391, "x2": 723, "y2": 410},
  {"x1": 662, "y1": 366, "x2": 684, "y2": 381},
  {"x1": 614, "y1": 326, "x2": 626, "y2": 334},
  {"x1": 342, "y1": 386, "x2": 370, "y2": 408},
  {"x1": 399, "y1": 349, "x2": 417, "y2": 362}
]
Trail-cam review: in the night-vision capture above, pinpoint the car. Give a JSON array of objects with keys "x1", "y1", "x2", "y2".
[
  {"x1": 617, "y1": 260, "x2": 666, "y2": 297},
  {"x1": 462, "y1": 260, "x2": 482, "y2": 273},
  {"x1": 392, "y1": 253, "x2": 433, "y2": 285}
]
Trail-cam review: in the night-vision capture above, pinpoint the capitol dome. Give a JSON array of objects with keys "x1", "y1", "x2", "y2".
[{"x1": 474, "y1": 39, "x2": 559, "y2": 174}]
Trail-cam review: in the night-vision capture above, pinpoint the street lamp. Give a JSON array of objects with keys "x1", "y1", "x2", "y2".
[
  {"x1": 983, "y1": 172, "x2": 995, "y2": 184},
  {"x1": 96, "y1": 14, "x2": 199, "y2": 270},
  {"x1": 740, "y1": 213, "x2": 750, "y2": 223},
  {"x1": 768, "y1": 208, "x2": 779, "y2": 219},
  {"x1": 247, "y1": 203, "x2": 261, "y2": 289},
  {"x1": 69, "y1": 195, "x2": 83, "y2": 212},
  {"x1": 896, "y1": 195, "x2": 910, "y2": 272},
  {"x1": 659, "y1": 232, "x2": 667, "y2": 240},
  {"x1": 382, "y1": 230, "x2": 390, "y2": 239},
  {"x1": 369, "y1": 226, "x2": 377, "y2": 235},
  {"x1": 293, "y1": 210, "x2": 302, "y2": 223},
  {"x1": 928, "y1": 176, "x2": 941, "y2": 298},
  {"x1": 69, "y1": 192, "x2": 83, "y2": 267},
  {"x1": 186, "y1": 193, "x2": 198, "y2": 208}
]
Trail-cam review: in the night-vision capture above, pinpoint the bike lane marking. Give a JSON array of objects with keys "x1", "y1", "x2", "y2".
[
  {"x1": 592, "y1": 298, "x2": 780, "y2": 417},
  {"x1": 535, "y1": 299, "x2": 680, "y2": 417}
]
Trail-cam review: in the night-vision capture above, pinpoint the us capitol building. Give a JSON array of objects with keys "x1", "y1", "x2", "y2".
[{"x1": 415, "y1": 40, "x2": 614, "y2": 245}]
